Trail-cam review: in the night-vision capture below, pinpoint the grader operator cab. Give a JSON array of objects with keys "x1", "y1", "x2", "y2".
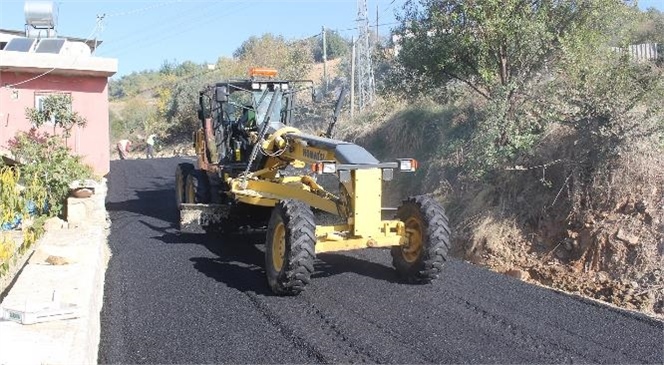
[{"x1": 175, "y1": 67, "x2": 451, "y2": 295}]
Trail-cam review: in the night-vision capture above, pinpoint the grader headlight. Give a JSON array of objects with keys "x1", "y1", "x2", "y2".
[
  {"x1": 397, "y1": 158, "x2": 418, "y2": 172},
  {"x1": 382, "y1": 168, "x2": 394, "y2": 181},
  {"x1": 312, "y1": 161, "x2": 337, "y2": 174}
]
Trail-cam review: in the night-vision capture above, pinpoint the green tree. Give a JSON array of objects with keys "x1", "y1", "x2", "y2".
[
  {"x1": 233, "y1": 33, "x2": 313, "y2": 79},
  {"x1": 630, "y1": 7, "x2": 664, "y2": 44},
  {"x1": 164, "y1": 73, "x2": 212, "y2": 136},
  {"x1": 313, "y1": 29, "x2": 350, "y2": 62},
  {"x1": 108, "y1": 69, "x2": 165, "y2": 100},
  {"x1": 8, "y1": 129, "x2": 92, "y2": 217},
  {"x1": 393, "y1": 0, "x2": 640, "y2": 178},
  {"x1": 396, "y1": 0, "x2": 634, "y2": 102},
  {"x1": 25, "y1": 94, "x2": 87, "y2": 141},
  {"x1": 121, "y1": 98, "x2": 158, "y2": 135}
]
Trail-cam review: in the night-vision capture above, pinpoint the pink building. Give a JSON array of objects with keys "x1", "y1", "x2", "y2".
[{"x1": 0, "y1": 31, "x2": 117, "y2": 176}]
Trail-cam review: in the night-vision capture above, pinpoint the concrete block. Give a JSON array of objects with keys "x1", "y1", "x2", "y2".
[
  {"x1": 66, "y1": 179, "x2": 108, "y2": 226},
  {"x1": 65, "y1": 197, "x2": 96, "y2": 226}
]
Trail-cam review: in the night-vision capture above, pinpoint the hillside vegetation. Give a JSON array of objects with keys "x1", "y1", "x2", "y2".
[{"x1": 110, "y1": 1, "x2": 664, "y2": 317}]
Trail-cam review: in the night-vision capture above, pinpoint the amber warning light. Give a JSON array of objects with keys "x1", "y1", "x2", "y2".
[{"x1": 249, "y1": 67, "x2": 278, "y2": 78}]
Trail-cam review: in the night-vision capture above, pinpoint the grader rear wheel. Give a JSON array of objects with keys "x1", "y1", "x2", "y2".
[
  {"x1": 184, "y1": 170, "x2": 210, "y2": 204},
  {"x1": 391, "y1": 195, "x2": 451, "y2": 283},
  {"x1": 175, "y1": 163, "x2": 194, "y2": 207},
  {"x1": 265, "y1": 200, "x2": 316, "y2": 295}
]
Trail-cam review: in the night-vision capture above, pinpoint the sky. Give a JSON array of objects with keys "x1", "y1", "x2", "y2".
[
  {"x1": 0, "y1": 0, "x2": 662, "y2": 78},
  {"x1": 0, "y1": 0, "x2": 403, "y2": 77}
]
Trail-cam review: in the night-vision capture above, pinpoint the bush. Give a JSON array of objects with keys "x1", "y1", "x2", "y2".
[
  {"x1": 8, "y1": 129, "x2": 93, "y2": 217},
  {"x1": 0, "y1": 165, "x2": 46, "y2": 275},
  {"x1": 0, "y1": 166, "x2": 24, "y2": 230}
]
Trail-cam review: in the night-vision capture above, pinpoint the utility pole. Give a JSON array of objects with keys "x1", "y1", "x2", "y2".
[
  {"x1": 322, "y1": 26, "x2": 328, "y2": 93},
  {"x1": 350, "y1": 36, "x2": 356, "y2": 118},
  {"x1": 356, "y1": 0, "x2": 375, "y2": 111},
  {"x1": 94, "y1": 13, "x2": 106, "y2": 55},
  {"x1": 376, "y1": 5, "x2": 379, "y2": 40}
]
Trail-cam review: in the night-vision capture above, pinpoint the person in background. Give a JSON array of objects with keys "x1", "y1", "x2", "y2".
[
  {"x1": 146, "y1": 134, "x2": 156, "y2": 159},
  {"x1": 117, "y1": 138, "x2": 131, "y2": 160}
]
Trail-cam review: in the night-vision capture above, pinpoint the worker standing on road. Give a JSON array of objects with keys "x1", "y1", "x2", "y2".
[
  {"x1": 116, "y1": 138, "x2": 131, "y2": 160},
  {"x1": 146, "y1": 134, "x2": 156, "y2": 159}
]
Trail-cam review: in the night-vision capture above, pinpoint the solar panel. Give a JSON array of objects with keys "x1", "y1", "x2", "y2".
[
  {"x1": 4, "y1": 38, "x2": 37, "y2": 52},
  {"x1": 35, "y1": 38, "x2": 66, "y2": 54}
]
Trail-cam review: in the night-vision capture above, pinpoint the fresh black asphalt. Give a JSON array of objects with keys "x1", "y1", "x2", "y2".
[{"x1": 98, "y1": 157, "x2": 664, "y2": 364}]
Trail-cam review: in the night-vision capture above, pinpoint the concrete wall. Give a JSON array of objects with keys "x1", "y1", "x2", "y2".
[{"x1": 0, "y1": 72, "x2": 111, "y2": 176}]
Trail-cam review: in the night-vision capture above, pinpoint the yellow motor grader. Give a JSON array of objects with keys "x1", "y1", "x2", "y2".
[{"x1": 175, "y1": 68, "x2": 451, "y2": 295}]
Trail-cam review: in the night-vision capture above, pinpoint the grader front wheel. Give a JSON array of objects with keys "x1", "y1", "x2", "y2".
[
  {"x1": 391, "y1": 195, "x2": 451, "y2": 283},
  {"x1": 265, "y1": 200, "x2": 316, "y2": 295}
]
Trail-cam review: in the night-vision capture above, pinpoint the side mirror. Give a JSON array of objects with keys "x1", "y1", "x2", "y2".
[
  {"x1": 215, "y1": 86, "x2": 228, "y2": 102},
  {"x1": 312, "y1": 89, "x2": 322, "y2": 103}
]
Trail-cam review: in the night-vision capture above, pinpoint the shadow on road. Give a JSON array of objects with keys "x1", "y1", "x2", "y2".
[
  {"x1": 190, "y1": 235, "x2": 274, "y2": 296},
  {"x1": 106, "y1": 188, "x2": 178, "y2": 225},
  {"x1": 147, "y1": 218, "x2": 404, "y2": 292},
  {"x1": 313, "y1": 252, "x2": 401, "y2": 284},
  {"x1": 189, "y1": 248, "x2": 403, "y2": 294}
]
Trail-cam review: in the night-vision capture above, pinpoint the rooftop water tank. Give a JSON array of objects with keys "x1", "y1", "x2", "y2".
[
  {"x1": 62, "y1": 41, "x2": 92, "y2": 57},
  {"x1": 25, "y1": 1, "x2": 57, "y2": 30}
]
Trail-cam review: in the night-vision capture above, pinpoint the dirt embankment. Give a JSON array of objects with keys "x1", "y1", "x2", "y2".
[
  {"x1": 459, "y1": 135, "x2": 664, "y2": 318},
  {"x1": 339, "y1": 99, "x2": 664, "y2": 319}
]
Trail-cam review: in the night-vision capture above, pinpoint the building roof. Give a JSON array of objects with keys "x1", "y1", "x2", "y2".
[
  {"x1": 0, "y1": 50, "x2": 117, "y2": 77},
  {"x1": 0, "y1": 28, "x2": 103, "y2": 53},
  {"x1": 0, "y1": 28, "x2": 116, "y2": 78}
]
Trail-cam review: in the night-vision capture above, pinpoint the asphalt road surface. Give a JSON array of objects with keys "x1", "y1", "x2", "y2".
[{"x1": 99, "y1": 157, "x2": 663, "y2": 364}]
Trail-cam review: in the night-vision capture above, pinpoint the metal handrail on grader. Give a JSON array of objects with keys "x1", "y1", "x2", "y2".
[{"x1": 175, "y1": 67, "x2": 451, "y2": 295}]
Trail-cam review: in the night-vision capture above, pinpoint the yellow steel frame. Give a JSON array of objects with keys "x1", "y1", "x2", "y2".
[
  {"x1": 225, "y1": 126, "x2": 409, "y2": 253},
  {"x1": 191, "y1": 105, "x2": 409, "y2": 253}
]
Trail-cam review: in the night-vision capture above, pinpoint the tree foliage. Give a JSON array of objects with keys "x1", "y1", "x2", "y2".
[
  {"x1": 233, "y1": 33, "x2": 313, "y2": 79},
  {"x1": 108, "y1": 31, "x2": 322, "y2": 142},
  {"x1": 111, "y1": 98, "x2": 157, "y2": 141},
  {"x1": 20, "y1": 95, "x2": 93, "y2": 216},
  {"x1": 8, "y1": 129, "x2": 93, "y2": 217},
  {"x1": 396, "y1": 0, "x2": 634, "y2": 101},
  {"x1": 109, "y1": 70, "x2": 163, "y2": 99},
  {"x1": 313, "y1": 29, "x2": 350, "y2": 62},
  {"x1": 390, "y1": 0, "x2": 652, "y2": 179},
  {"x1": 630, "y1": 7, "x2": 664, "y2": 44},
  {"x1": 25, "y1": 94, "x2": 87, "y2": 138}
]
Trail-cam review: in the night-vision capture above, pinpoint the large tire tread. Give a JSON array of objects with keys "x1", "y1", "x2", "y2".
[
  {"x1": 175, "y1": 162, "x2": 194, "y2": 206},
  {"x1": 391, "y1": 194, "x2": 451, "y2": 284},
  {"x1": 186, "y1": 169, "x2": 211, "y2": 204},
  {"x1": 266, "y1": 200, "x2": 316, "y2": 295}
]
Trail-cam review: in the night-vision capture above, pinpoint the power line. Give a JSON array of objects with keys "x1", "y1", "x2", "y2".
[
  {"x1": 380, "y1": 0, "x2": 400, "y2": 16},
  {"x1": 98, "y1": 2, "x2": 254, "y2": 59},
  {"x1": 96, "y1": 1, "x2": 221, "y2": 56},
  {"x1": 97, "y1": 1, "x2": 214, "y2": 50},
  {"x1": 107, "y1": 4, "x2": 249, "y2": 59},
  {"x1": 332, "y1": 21, "x2": 400, "y2": 34},
  {"x1": 115, "y1": 64, "x2": 220, "y2": 98},
  {"x1": 104, "y1": 0, "x2": 185, "y2": 18}
]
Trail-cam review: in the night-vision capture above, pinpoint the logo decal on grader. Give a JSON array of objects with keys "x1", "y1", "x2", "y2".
[{"x1": 302, "y1": 148, "x2": 327, "y2": 162}]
